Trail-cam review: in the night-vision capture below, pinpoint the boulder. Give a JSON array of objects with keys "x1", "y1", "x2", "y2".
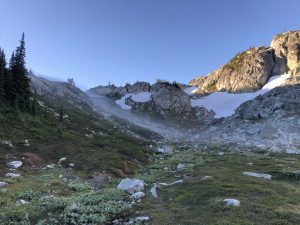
[
  {"x1": 223, "y1": 199, "x2": 240, "y2": 207},
  {"x1": 117, "y1": 178, "x2": 144, "y2": 194},
  {"x1": 6, "y1": 173, "x2": 21, "y2": 179},
  {"x1": 150, "y1": 184, "x2": 158, "y2": 198},
  {"x1": 177, "y1": 163, "x2": 186, "y2": 171},
  {"x1": 130, "y1": 191, "x2": 146, "y2": 200},
  {"x1": 7, "y1": 161, "x2": 23, "y2": 169},
  {"x1": 0, "y1": 182, "x2": 8, "y2": 187},
  {"x1": 16, "y1": 199, "x2": 29, "y2": 206}
]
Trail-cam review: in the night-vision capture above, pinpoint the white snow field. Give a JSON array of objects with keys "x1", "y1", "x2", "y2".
[
  {"x1": 115, "y1": 92, "x2": 153, "y2": 109},
  {"x1": 190, "y1": 73, "x2": 290, "y2": 118}
]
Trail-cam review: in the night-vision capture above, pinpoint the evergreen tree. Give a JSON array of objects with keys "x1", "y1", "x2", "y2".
[
  {"x1": 0, "y1": 48, "x2": 6, "y2": 101},
  {"x1": 5, "y1": 52, "x2": 17, "y2": 106},
  {"x1": 10, "y1": 33, "x2": 31, "y2": 111},
  {"x1": 31, "y1": 91, "x2": 38, "y2": 116}
]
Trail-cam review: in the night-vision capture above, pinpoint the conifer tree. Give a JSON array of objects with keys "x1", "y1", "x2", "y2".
[
  {"x1": 0, "y1": 48, "x2": 6, "y2": 101},
  {"x1": 31, "y1": 91, "x2": 38, "y2": 116},
  {"x1": 10, "y1": 33, "x2": 31, "y2": 111}
]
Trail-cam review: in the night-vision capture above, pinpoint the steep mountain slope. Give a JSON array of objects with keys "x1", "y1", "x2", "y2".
[
  {"x1": 190, "y1": 30, "x2": 300, "y2": 94},
  {"x1": 190, "y1": 46, "x2": 275, "y2": 93}
]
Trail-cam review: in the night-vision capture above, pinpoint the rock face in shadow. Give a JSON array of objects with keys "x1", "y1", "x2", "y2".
[
  {"x1": 271, "y1": 30, "x2": 300, "y2": 76},
  {"x1": 190, "y1": 47, "x2": 275, "y2": 93}
]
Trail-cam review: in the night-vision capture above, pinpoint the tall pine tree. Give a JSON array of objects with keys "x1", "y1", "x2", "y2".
[
  {"x1": 10, "y1": 33, "x2": 31, "y2": 111},
  {"x1": 0, "y1": 48, "x2": 6, "y2": 101}
]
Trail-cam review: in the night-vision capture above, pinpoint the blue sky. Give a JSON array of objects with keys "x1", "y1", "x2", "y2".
[{"x1": 0, "y1": 0, "x2": 299, "y2": 90}]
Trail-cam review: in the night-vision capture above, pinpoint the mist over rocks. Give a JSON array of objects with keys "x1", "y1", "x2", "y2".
[{"x1": 88, "y1": 80, "x2": 215, "y2": 125}]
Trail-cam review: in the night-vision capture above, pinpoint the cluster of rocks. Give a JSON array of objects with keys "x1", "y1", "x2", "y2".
[
  {"x1": 190, "y1": 30, "x2": 300, "y2": 94},
  {"x1": 89, "y1": 80, "x2": 215, "y2": 125}
]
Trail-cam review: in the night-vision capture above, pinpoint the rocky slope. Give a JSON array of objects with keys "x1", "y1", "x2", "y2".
[
  {"x1": 190, "y1": 30, "x2": 300, "y2": 94},
  {"x1": 88, "y1": 81, "x2": 215, "y2": 125}
]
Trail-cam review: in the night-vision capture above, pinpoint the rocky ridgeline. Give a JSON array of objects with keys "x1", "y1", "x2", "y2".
[
  {"x1": 190, "y1": 30, "x2": 300, "y2": 94},
  {"x1": 88, "y1": 81, "x2": 215, "y2": 125}
]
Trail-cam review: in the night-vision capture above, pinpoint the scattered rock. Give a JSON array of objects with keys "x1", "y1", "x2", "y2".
[
  {"x1": 0, "y1": 182, "x2": 8, "y2": 187},
  {"x1": 243, "y1": 172, "x2": 272, "y2": 180},
  {"x1": 201, "y1": 176, "x2": 213, "y2": 181},
  {"x1": 130, "y1": 191, "x2": 146, "y2": 200},
  {"x1": 68, "y1": 163, "x2": 75, "y2": 167},
  {"x1": 6, "y1": 173, "x2": 21, "y2": 179},
  {"x1": 24, "y1": 139, "x2": 30, "y2": 147},
  {"x1": 158, "y1": 179, "x2": 183, "y2": 186},
  {"x1": 61, "y1": 175, "x2": 77, "y2": 182},
  {"x1": 223, "y1": 198, "x2": 240, "y2": 207},
  {"x1": 46, "y1": 164, "x2": 55, "y2": 169},
  {"x1": 16, "y1": 199, "x2": 29, "y2": 206},
  {"x1": 177, "y1": 163, "x2": 186, "y2": 171},
  {"x1": 150, "y1": 184, "x2": 158, "y2": 198},
  {"x1": 1, "y1": 140, "x2": 13, "y2": 147},
  {"x1": 58, "y1": 157, "x2": 67, "y2": 164},
  {"x1": 7, "y1": 161, "x2": 23, "y2": 169},
  {"x1": 135, "y1": 216, "x2": 150, "y2": 222},
  {"x1": 155, "y1": 145, "x2": 173, "y2": 154},
  {"x1": 218, "y1": 151, "x2": 225, "y2": 156},
  {"x1": 117, "y1": 178, "x2": 144, "y2": 194}
]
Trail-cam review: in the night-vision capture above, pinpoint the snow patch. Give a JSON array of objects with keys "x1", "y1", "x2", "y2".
[
  {"x1": 115, "y1": 92, "x2": 153, "y2": 109},
  {"x1": 184, "y1": 86, "x2": 198, "y2": 95},
  {"x1": 191, "y1": 74, "x2": 290, "y2": 118}
]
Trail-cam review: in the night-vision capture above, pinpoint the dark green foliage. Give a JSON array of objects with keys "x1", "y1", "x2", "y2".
[
  {"x1": 31, "y1": 92, "x2": 38, "y2": 116},
  {"x1": 10, "y1": 33, "x2": 31, "y2": 111},
  {"x1": 0, "y1": 33, "x2": 31, "y2": 112},
  {"x1": 0, "y1": 48, "x2": 6, "y2": 101}
]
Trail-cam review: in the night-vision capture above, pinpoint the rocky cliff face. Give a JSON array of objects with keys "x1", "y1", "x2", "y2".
[
  {"x1": 190, "y1": 31, "x2": 300, "y2": 94},
  {"x1": 271, "y1": 30, "x2": 300, "y2": 76},
  {"x1": 190, "y1": 47, "x2": 275, "y2": 93}
]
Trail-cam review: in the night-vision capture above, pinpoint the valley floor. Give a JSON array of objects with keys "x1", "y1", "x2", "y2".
[{"x1": 2, "y1": 144, "x2": 300, "y2": 225}]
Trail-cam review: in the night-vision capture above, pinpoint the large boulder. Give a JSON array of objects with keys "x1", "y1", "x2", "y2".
[
  {"x1": 117, "y1": 178, "x2": 144, "y2": 194},
  {"x1": 271, "y1": 30, "x2": 300, "y2": 76},
  {"x1": 190, "y1": 47, "x2": 275, "y2": 93}
]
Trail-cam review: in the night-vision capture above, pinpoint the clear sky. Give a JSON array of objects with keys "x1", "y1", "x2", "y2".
[{"x1": 0, "y1": 0, "x2": 299, "y2": 90}]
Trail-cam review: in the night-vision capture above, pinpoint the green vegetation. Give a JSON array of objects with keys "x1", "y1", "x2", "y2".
[
  {"x1": 136, "y1": 147, "x2": 300, "y2": 225},
  {"x1": 203, "y1": 82, "x2": 217, "y2": 92},
  {"x1": 222, "y1": 50, "x2": 249, "y2": 71},
  {"x1": 0, "y1": 168, "x2": 132, "y2": 224},
  {"x1": 155, "y1": 79, "x2": 181, "y2": 89}
]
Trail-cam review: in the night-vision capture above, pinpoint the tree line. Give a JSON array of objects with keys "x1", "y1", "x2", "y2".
[{"x1": 0, "y1": 33, "x2": 31, "y2": 112}]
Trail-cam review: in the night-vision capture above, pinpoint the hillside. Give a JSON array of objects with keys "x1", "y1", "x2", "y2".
[{"x1": 1, "y1": 30, "x2": 300, "y2": 225}]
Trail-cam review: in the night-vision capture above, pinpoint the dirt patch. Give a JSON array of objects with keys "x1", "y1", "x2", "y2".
[{"x1": 23, "y1": 152, "x2": 44, "y2": 169}]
